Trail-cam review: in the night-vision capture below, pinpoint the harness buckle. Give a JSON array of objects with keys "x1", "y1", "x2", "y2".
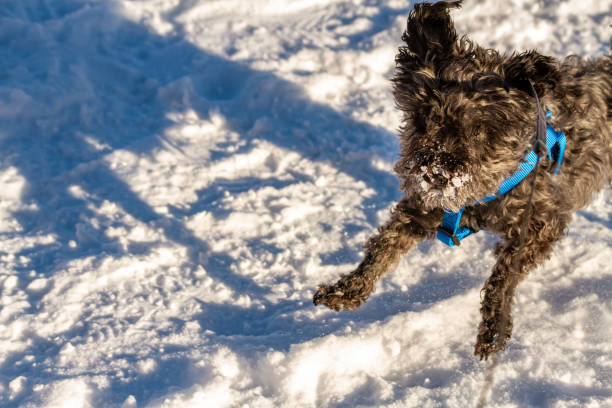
[{"x1": 437, "y1": 226, "x2": 462, "y2": 246}]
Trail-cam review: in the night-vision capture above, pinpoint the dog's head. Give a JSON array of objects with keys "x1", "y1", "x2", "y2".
[{"x1": 393, "y1": 1, "x2": 560, "y2": 211}]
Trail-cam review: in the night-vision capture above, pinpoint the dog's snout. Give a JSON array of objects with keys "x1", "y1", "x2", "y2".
[
  {"x1": 438, "y1": 152, "x2": 462, "y2": 172},
  {"x1": 423, "y1": 173, "x2": 448, "y2": 187}
]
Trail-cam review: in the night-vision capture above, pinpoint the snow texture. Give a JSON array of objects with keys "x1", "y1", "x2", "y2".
[{"x1": 0, "y1": 0, "x2": 610, "y2": 407}]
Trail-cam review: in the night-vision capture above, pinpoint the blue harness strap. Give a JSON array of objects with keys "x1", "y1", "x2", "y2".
[
  {"x1": 437, "y1": 110, "x2": 566, "y2": 247},
  {"x1": 545, "y1": 110, "x2": 566, "y2": 174},
  {"x1": 437, "y1": 208, "x2": 474, "y2": 246}
]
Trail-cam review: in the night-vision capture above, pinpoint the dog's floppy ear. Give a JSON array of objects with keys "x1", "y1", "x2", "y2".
[
  {"x1": 504, "y1": 50, "x2": 561, "y2": 96},
  {"x1": 401, "y1": 1, "x2": 462, "y2": 65}
]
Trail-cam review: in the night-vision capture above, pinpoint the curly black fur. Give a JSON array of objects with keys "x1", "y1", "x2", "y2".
[{"x1": 313, "y1": 0, "x2": 611, "y2": 359}]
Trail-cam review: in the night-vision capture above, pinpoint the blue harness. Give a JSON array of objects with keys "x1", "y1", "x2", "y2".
[{"x1": 437, "y1": 110, "x2": 566, "y2": 247}]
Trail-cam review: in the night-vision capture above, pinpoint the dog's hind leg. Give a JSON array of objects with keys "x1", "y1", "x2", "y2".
[
  {"x1": 475, "y1": 204, "x2": 571, "y2": 359},
  {"x1": 313, "y1": 196, "x2": 440, "y2": 311}
]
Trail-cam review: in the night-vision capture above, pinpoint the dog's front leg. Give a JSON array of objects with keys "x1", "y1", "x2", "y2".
[
  {"x1": 475, "y1": 209, "x2": 569, "y2": 359},
  {"x1": 313, "y1": 197, "x2": 440, "y2": 311}
]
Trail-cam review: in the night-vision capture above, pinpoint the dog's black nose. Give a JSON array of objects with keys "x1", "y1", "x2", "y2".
[
  {"x1": 438, "y1": 152, "x2": 462, "y2": 170},
  {"x1": 422, "y1": 173, "x2": 448, "y2": 187}
]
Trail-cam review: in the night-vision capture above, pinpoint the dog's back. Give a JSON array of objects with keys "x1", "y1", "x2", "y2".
[{"x1": 551, "y1": 53, "x2": 612, "y2": 206}]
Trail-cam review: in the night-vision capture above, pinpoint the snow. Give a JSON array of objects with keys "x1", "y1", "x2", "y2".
[{"x1": 0, "y1": 0, "x2": 610, "y2": 407}]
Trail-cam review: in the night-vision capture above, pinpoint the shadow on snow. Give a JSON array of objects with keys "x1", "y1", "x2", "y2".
[{"x1": 0, "y1": 0, "x2": 503, "y2": 406}]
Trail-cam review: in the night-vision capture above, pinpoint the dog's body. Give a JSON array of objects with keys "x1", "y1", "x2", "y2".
[{"x1": 313, "y1": 1, "x2": 611, "y2": 359}]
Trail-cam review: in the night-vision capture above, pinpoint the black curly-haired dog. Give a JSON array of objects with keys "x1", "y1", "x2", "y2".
[{"x1": 313, "y1": 0, "x2": 611, "y2": 359}]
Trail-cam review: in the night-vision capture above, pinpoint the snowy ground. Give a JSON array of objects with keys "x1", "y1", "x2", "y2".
[{"x1": 0, "y1": 0, "x2": 610, "y2": 407}]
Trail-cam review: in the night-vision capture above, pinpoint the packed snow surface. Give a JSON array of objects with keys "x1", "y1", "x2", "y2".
[{"x1": 0, "y1": 0, "x2": 610, "y2": 407}]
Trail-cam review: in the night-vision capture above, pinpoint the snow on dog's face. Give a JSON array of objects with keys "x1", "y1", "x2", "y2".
[
  {"x1": 392, "y1": 84, "x2": 530, "y2": 212},
  {"x1": 394, "y1": 109, "x2": 481, "y2": 212},
  {"x1": 392, "y1": 1, "x2": 559, "y2": 211}
]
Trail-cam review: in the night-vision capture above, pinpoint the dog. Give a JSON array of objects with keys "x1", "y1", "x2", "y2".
[{"x1": 313, "y1": 0, "x2": 611, "y2": 359}]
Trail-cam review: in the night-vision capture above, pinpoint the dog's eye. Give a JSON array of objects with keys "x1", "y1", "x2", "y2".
[
  {"x1": 471, "y1": 124, "x2": 484, "y2": 139},
  {"x1": 412, "y1": 114, "x2": 426, "y2": 132}
]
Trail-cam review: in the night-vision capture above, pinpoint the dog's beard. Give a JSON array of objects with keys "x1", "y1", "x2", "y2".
[{"x1": 400, "y1": 160, "x2": 473, "y2": 212}]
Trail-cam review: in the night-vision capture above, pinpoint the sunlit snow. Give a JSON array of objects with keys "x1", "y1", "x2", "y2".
[{"x1": 0, "y1": 0, "x2": 610, "y2": 407}]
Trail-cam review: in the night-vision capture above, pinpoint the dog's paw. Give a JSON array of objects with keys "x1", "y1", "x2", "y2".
[
  {"x1": 474, "y1": 339, "x2": 504, "y2": 360},
  {"x1": 312, "y1": 284, "x2": 365, "y2": 311},
  {"x1": 474, "y1": 316, "x2": 513, "y2": 360}
]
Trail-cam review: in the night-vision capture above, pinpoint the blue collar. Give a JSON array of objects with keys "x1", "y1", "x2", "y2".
[{"x1": 437, "y1": 110, "x2": 566, "y2": 247}]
